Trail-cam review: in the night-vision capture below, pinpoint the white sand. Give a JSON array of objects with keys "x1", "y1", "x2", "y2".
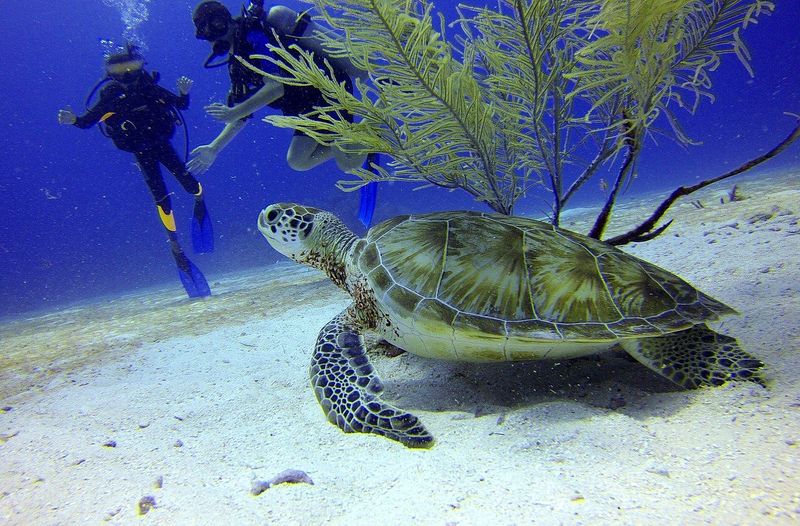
[{"x1": 1, "y1": 171, "x2": 799, "y2": 525}]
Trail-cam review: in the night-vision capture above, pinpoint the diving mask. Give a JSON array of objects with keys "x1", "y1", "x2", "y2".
[
  {"x1": 107, "y1": 59, "x2": 145, "y2": 83},
  {"x1": 193, "y1": 1, "x2": 233, "y2": 41},
  {"x1": 195, "y1": 16, "x2": 230, "y2": 41}
]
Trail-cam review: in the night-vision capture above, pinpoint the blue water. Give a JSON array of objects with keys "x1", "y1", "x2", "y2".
[{"x1": 0, "y1": 0, "x2": 798, "y2": 318}]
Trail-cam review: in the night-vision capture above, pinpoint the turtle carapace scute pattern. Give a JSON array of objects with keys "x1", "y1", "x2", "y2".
[{"x1": 258, "y1": 204, "x2": 765, "y2": 448}]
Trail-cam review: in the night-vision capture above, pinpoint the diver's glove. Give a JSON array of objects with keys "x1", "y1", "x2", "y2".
[
  {"x1": 188, "y1": 145, "x2": 218, "y2": 175},
  {"x1": 177, "y1": 76, "x2": 194, "y2": 95},
  {"x1": 58, "y1": 106, "x2": 77, "y2": 125}
]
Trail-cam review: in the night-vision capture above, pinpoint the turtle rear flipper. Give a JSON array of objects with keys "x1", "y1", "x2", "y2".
[
  {"x1": 311, "y1": 308, "x2": 434, "y2": 448},
  {"x1": 621, "y1": 325, "x2": 765, "y2": 389}
]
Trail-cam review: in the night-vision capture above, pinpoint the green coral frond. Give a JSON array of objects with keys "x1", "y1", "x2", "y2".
[
  {"x1": 672, "y1": 0, "x2": 774, "y2": 107},
  {"x1": 243, "y1": 0, "x2": 773, "y2": 222},
  {"x1": 457, "y1": 0, "x2": 600, "y2": 199},
  {"x1": 568, "y1": 0, "x2": 774, "y2": 140},
  {"x1": 256, "y1": 0, "x2": 530, "y2": 214}
]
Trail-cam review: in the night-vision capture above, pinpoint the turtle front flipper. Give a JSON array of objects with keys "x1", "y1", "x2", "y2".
[
  {"x1": 621, "y1": 324, "x2": 765, "y2": 388},
  {"x1": 311, "y1": 308, "x2": 434, "y2": 448}
]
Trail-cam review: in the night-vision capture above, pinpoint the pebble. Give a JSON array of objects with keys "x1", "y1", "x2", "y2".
[
  {"x1": 251, "y1": 469, "x2": 314, "y2": 496},
  {"x1": 646, "y1": 466, "x2": 671, "y2": 477},
  {"x1": 748, "y1": 212, "x2": 774, "y2": 224},
  {"x1": 102, "y1": 440, "x2": 117, "y2": 448},
  {"x1": 174, "y1": 439, "x2": 184, "y2": 448},
  {"x1": 153, "y1": 476, "x2": 163, "y2": 489},
  {"x1": 137, "y1": 496, "x2": 157, "y2": 515},
  {"x1": 0, "y1": 431, "x2": 19, "y2": 444}
]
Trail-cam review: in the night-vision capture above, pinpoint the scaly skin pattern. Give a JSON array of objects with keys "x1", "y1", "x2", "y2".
[
  {"x1": 258, "y1": 203, "x2": 766, "y2": 448},
  {"x1": 620, "y1": 324, "x2": 765, "y2": 388},
  {"x1": 310, "y1": 309, "x2": 433, "y2": 448}
]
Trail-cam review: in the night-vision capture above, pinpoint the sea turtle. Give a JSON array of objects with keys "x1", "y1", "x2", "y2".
[{"x1": 258, "y1": 203, "x2": 765, "y2": 448}]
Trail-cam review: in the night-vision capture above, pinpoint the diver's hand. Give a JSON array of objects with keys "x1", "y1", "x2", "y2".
[
  {"x1": 177, "y1": 76, "x2": 193, "y2": 95},
  {"x1": 188, "y1": 145, "x2": 218, "y2": 175},
  {"x1": 58, "y1": 106, "x2": 76, "y2": 125},
  {"x1": 204, "y1": 102, "x2": 239, "y2": 123}
]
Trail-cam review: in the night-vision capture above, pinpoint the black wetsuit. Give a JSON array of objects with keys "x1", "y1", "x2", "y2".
[
  {"x1": 227, "y1": 13, "x2": 353, "y2": 130},
  {"x1": 73, "y1": 75, "x2": 200, "y2": 216}
]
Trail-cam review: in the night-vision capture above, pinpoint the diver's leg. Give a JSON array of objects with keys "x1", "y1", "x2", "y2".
[
  {"x1": 286, "y1": 134, "x2": 335, "y2": 171},
  {"x1": 287, "y1": 135, "x2": 367, "y2": 172},
  {"x1": 332, "y1": 148, "x2": 368, "y2": 172},
  {"x1": 158, "y1": 143, "x2": 214, "y2": 253},
  {"x1": 135, "y1": 151, "x2": 181, "y2": 255},
  {"x1": 158, "y1": 142, "x2": 201, "y2": 196},
  {"x1": 135, "y1": 151, "x2": 210, "y2": 297},
  {"x1": 135, "y1": 151, "x2": 175, "y2": 232},
  {"x1": 330, "y1": 92, "x2": 369, "y2": 171}
]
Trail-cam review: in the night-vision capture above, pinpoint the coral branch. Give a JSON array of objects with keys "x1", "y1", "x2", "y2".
[{"x1": 606, "y1": 119, "x2": 800, "y2": 246}]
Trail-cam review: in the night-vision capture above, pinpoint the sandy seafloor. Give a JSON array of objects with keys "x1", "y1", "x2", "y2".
[{"x1": 1, "y1": 170, "x2": 799, "y2": 525}]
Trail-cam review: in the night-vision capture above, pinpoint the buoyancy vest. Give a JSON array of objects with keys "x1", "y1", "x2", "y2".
[{"x1": 99, "y1": 73, "x2": 181, "y2": 152}]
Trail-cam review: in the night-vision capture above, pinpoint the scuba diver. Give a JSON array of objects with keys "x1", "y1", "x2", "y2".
[
  {"x1": 190, "y1": 0, "x2": 380, "y2": 227},
  {"x1": 57, "y1": 45, "x2": 214, "y2": 298}
]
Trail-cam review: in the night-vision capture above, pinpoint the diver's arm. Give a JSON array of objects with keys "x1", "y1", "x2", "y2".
[
  {"x1": 235, "y1": 81, "x2": 283, "y2": 118},
  {"x1": 177, "y1": 92, "x2": 190, "y2": 111},
  {"x1": 72, "y1": 108, "x2": 106, "y2": 129},
  {"x1": 205, "y1": 81, "x2": 284, "y2": 123},
  {"x1": 209, "y1": 119, "x2": 247, "y2": 151},
  {"x1": 58, "y1": 104, "x2": 108, "y2": 129},
  {"x1": 69, "y1": 86, "x2": 117, "y2": 128},
  {"x1": 172, "y1": 76, "x2": 194, "y2": 110},
  {"x1": 71, "y1": 100, "x2": 110, "y2": 129},
  {"x1": 187, "y1": 119, "x2": 248, "y2": 174},
  {"x1": 165, "y1": 89, "x2": 190, "y2": 111},
  {"x1": 155, "y1": 87, "x2": 190, "y2": 111},
  {"x1": 153, "y1": 78, "x2": 192, "y2": 111}
]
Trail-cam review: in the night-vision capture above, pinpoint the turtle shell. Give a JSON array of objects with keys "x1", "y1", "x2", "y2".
[{"x1": 355, "y1": 211, "x2": 734, "y2": 360}]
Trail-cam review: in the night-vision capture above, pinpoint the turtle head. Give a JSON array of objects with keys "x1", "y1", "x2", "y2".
[
  {"x1": 259, "y1": 203, "x2": 323, "y2": 261},
  {"x1": 259, "y1": 203, "x2": 357, "y2": 285}
]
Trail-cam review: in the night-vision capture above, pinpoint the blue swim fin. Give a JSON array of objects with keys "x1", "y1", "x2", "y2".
[
  {"x1": 175, "y1": 254, "x2": 211, "y2": 298},
  {"x1": 358, "y1": 153, "x2": 380, "y2": 228},
  {"x1": 191, "y1": 199, "x2": 215, "y2": 254}
]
